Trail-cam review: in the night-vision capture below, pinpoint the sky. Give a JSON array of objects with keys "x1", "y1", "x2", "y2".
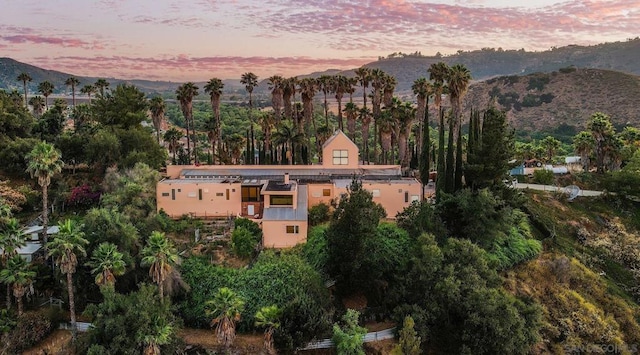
[{"x1": 1, "y1": 0, "x2": 639, "y2": 82}]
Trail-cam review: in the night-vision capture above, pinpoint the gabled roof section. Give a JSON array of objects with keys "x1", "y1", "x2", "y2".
[{"x1": 322, "y1": 129, "x2": 358, "y2": 151}]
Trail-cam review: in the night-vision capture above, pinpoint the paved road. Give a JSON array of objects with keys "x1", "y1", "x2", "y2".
[{"x1": 513, "y1": 183, "x2": 603, "y2": 197}]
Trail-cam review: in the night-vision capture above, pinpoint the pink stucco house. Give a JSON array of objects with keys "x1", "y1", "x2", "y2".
[{"x1": 157, "y1": 130, "x2": 422, "y2": 248}]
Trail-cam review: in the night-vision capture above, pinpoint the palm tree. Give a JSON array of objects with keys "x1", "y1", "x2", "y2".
[
  {"x1": 378, "y1": 109, "x2": 395, "y2": 164},
  {"x1": 240, "y1": 72, "x2": 259, "y2": 118},
  {"x1": 0, "y1": 255, "x2": 35, "y2": 316},
  {"x1": 316, "y1": 124, "x2": 332, "y2": 162},
  {"x1": 176, "y1": 83, "x2": 199, "y2": 164},
  {"x1": 141, "y1": 231, "x2": 180, "y2": 303},
  {"x1": 163, "y1": 128, "x2": 183, "y2": 164},
  {"x1": 65, "y1": 76, "x2": 80, "y2": 107},
  {"x1": 255, "y1": 305, "x2": 281, "y2": 355},
  {"x1": 347, "y1": 76, "x2": 358, "y2": 103},
  {"x1": 205, "y1": 287, "x2": 245, "y2": 349},
  {"x1": 318, "y1": 75, "x2": 332, "y2": 126},
  {"x1": 225, "y1": 134, "x2": 246, "y2": 164},
  {"x1": 428, "y1": 62, "x2": 450, "y2": 113},
  {"x1": 86, "y1": 242, "x2": 126, "y2": 288},
  {"x1": 282, "y1": 77, "x2": 297, "y2": 122},
  {"x1": 412, "y1": 77, "x2": 432, "y2": 150},
  {"x1": 540, "y1": 135, "x2": 561, "y2": 162},
  {"x1": 94, "y1": 78, "x2": 110, "y2": 97},
  {"x1": 25, "y1": 142, "x2": 63, "y2": 244},
  {"x1": 149, "y1": 97, "x2": 166, "y2": 144},
  {"x1": 370, "y1": 69, "x2": 386, "y2": 162},
  {"x1": 446, "y1": 64, "x2": 471, "y2": 149},
  {"x1": 573, "y1": 131, "x2": 594, "y2": 172},
  {"x1": 359, "y1": 107, "x2": 372, "y2": 164},
  {"x1": 204, "y1": 78, "x2": 225, "y2": 163},
  {"x1": 46, "y1": 219, "x2": 89, "y2": 340},
  {"x1": 332, "y1": 75, "x2": 349, "y2": 131},
  {"x1": 354, "y1": 67, "x2": 371, "y2": 110},
  {"x1": 267, "y1": 75, "x2": 284, "y2": 124},
  {"x1": 17, "y1": 72, "x2": 32, "y2": 108},
  {"x1": 382, "y1": 74, "x2": 397, "y2": 108},
  {"x1": 273, "y1": 122, "x2": 304, "y2": 165},
  {"x1": 298, "y1": 78, "x2": 318, "y2": 156},
  {"x1": 38, "y1": 81, "x2": 54, "y2": 110},
  {"x1": 343, "y1": 102, "x2": 359, "y2": 141},
  {"x1": 29, "y1": 95, "x2": 46, "y2": 118},
  {"x1": 80, "y1": 84, "x2": 96, "y2": 104},
  {"x1": 259, "y1": 112, "x2": 276, "y2": 164},
  {"x1": 139, "y1": 321, "x2": 174, "y2": 355},
  {"x1": 588, "y1": 112, "x2": 615, "y2": 173},
  {"x1": 0, "y1": 218, "x2": 27, "y2": 309}
]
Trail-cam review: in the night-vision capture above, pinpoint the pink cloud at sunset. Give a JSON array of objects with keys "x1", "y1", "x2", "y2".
[{"x1": 1, "y1": 0, "x2": 638, "y2": 81}]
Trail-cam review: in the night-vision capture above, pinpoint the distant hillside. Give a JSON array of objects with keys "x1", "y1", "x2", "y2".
[{"x1": 463, "y1": 68, "x2": 640, "y2": 132}]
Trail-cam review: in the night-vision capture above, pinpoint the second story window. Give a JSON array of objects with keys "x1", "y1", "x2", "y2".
[{"x1": 333, "y1": 149, "x2": 348, "y2": 165}]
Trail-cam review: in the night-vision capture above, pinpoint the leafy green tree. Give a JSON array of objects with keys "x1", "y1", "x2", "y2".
[
  {"x1": 28, "y1": 95, "x2": 45, "y2": 118},
  {"x1": 231, "y1": 227, "x2": 260, "y2": 259},
  {"x1": 540, "y1": 135, "x2": 562, "y2": 162},
  {"x1": 16, "y1": 73, "x2": 32, "y2": 108},
  {"x1": 141, "y1": 231, "x2": 180, "y2": 303},
  {"x1": 35, "y1": 100, "x2": 66, "y2": 141},
  {"x1": 391, "y1": 315, "x2": 421, "y2": 355},
  {"x1": 206, "y1": 287, "x2": 245, "y2": 348},
  {"x1": 327, "y1": 179, "x2": 385, "y2": 293},
  {"x1": 0, "y1": 255, "x2": 35, "y2": 316},
  {"x1": 93, "y1": 83, "x2": 148, "y2": 129},
  {"x1": 0, "y1": 90, "x2": 34, "y2": 141},
  {"x1": 46, "y1": 219, "x2": 89, "y2": 340},
  {"x1": 332, "y1": 309, "x2": 366, "y2": 355},
  {"x1": 255, "y1": 305, "x2": 281, "y2": 354},
  {"x1": 532, "y1": 169, "x2": 554, "y2": 185},
  {"x1": 573, "y1": 131, "x2": 594, "y2": 171},
  {"x1": 163, "y1": 128, "x2": 183, "y2": 164},
  {"x1": 25, "y1": 141, "x2": 63, "y2": 243},
  {"x1": 84, "y1": 284, "x2": 180, "y2": 355},
  {"x1": 86, "y1": 242, "x2": 126, "y2": 288}
]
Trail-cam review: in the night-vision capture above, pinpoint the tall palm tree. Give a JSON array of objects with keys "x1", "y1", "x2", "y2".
[
  {"x1": 298, "y1": 78, "x2": 318, "y2": 159},
  {"x1": 29, "y1": 95, "x2": 46, "y2": 118},
  {"x1": 382, "y1": 74, "x2": 397, "y2": 108},
  {"x1": 86, "y1": 242, "x2": 126, "y2": 288},
  {"x1": 588, "y1": 112, "x2": 615, "y2": 173},
  {"x1": 139, "y1": 321, "x2": 174, "y2": 355},
  {"x1": 378, "y1": 109, "x2": 395, "y2": 164},
  {"x1": 347, "y1": 77, "x2": 358, "y2": 103},
  {"x1": 428, "y1": 62, "x2": 450, "y2": 113},
  {"x1": 412, "y1": 77, "x2": 432, "y2": 150},
  {"x1": 343, "y1": 102, "x2": 359, "y2": 140},
  {"x1": 573, "y1": 131, "x2": 594, "y2": 172},
  {"x1": 80, "y1": 84, "x2": 96, "y2": 104},
  {"x1": 205, "y1": 287, "x2": 245, "y2": 349},
  {"x1": 65, "y1": 76, "x2": 80, "y2": 107},
  {"x1": 359, "y1": 107, "x2": 372, "y2": 164},
  {"x1": 46, "y1": 219, "x2": 89, "y2": 340},
  {"x1": 354, "y1": 67, "x2": 371, "y2": 110},
  {"x1": 163, "y1": 128, "x2": 183, "y2": 164},
  {"x1": 204, "y1": 78, "x2": 224, "y2": 163},
  {"x1": 141, "y1": 231, "x2": 180, "y2": 303},
  {"x1": 25, "y1": 142, "x2": 63, "y2": 243},
  {"x1": 38, "y1": 81, "x2": 54, "y2": 110},
  {"x1": 282, "y1": 77, "x2": 297, "y2": 122},
  {"x1": 94, "y1": 78, "x2": 110, "y2": 97},
  {"x1": 0, "y1": 218, "x2": 27, "y2": 309},
  {"x1": 240, "y1": 72, "x2": 258, "y2": 118},
  {"x1": 255, "y1": 305, "x2": 281, "y2": 355},
  {"x1": 446, "y1": 64, "x2": 472, "y2": 149},
  {"x1": 332, "y1": 75, "x2": 349, "y2": 131},
  {"x1": 267, "y1": 75, "x2": 284, "y2": 124},
  {"x1": 225, "y1": 134, "x2": 246, "y2": 164},
  {"x1": 396, "y1": 100, "x2": 415, "y2": 167},
  {"x1": 370, "y1": 69, "x2": 386, "y2": 162},
  {"x1": 149, "y1": 97, "x2": 166, "y2": 144},
  {"x1": 17, "y1": 72, "x2": 32, "y2": 108},
  {"x1": 176, "y1": 83, "x2": 199, "y2": 164},
  {"x1": 318, "y1": 75, "x2": 332, "y2": 126},
  {"x1": 0, "y1": 255, "x2": 35, "y2": 316},
  {"x1": 273, "y1": 122, "x2": 304, "y2": 165},
  {"x1": 316, "y1": 124, "x2": 332, "y2": 162}
]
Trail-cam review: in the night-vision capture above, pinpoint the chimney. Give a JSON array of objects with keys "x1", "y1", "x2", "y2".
[{"x1": 284, "y1": 173, "x2": 290, "y2": 185}]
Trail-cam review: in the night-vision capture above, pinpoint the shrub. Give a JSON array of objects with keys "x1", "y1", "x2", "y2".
[
  {"x1": 533, "y1": 169, "x2": 554, "y2": 185},
  {"x1": 1, "y1": 310, "x2": 53, "y2": 353},
  {"x1": 231, "y1": 226, "x2": 260, "y2": 259},
  {"x1": 308, "y1": 202, "x2": 331, "y2": 226},
  {"x1": 234, "y1": 217, "x2": 262, "y2": 238}
]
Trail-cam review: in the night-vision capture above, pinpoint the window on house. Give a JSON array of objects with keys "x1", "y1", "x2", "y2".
[
  {"x1": 372, "y1": 189, "x2": 381, "y2": 197},
  {"x1": 162, "y1": 192, "x2": 170, "y2": 197},
  {"x1": 270, "y1": 195, "x2": 293, "y2": 206},
  {"x1": 198, "y1": 189, "x2": 203, "y2": 200},
  {"x1": 216, "y1": 192, "x2": 224, "y2": 197},
  {"x1": 322, "y1": 189, "x2": 331, "y2": 196},
  {"x1": 171, "y1": 189, "x2": 175, "y2": 200},
  {"x1": 332, "y1": 149, "x2": 348, "y2": 165},
  {"x1": 286, "y1": 225, "x2": 299, "y2": 234},
  {"x1": 241, "y1": 186, "x2": 261, "y2": 202},
  {"x1": 226, "y1": 189, "x2": 230, "y2": 200}
]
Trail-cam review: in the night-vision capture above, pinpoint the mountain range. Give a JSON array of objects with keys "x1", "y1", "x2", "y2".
[{"x1": 2, "y1": 38, "x2": 639, "y2": 132}]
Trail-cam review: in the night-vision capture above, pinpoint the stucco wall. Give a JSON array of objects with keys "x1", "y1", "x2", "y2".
[
  {"x1": 334, "y1": 180, "x2": 421, "y2": 218},
  {"x1": 322, "y1": 131, "x2": 359, "y2": 169},
  {"x1": 307, "y1": 183, "x2": 335, "y2": 207},
  {"x1": 262, "y1": 220, "x2": 308, "y2": 248},
  {"x1": 157, "y1": 181, "x2": 242, "y2": 218}
]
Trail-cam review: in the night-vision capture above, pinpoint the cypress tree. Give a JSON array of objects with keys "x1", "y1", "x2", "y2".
[
  {"x1": 454, "y1": 127, "x2": 463, "y2": 191},
  {"x1": 436, "y1": 108, "x2": 446, "y2": 201},
  {"x1": 445, "y1": 112, "x2": 455, "y2": 193},
  {"x1": 245, "y1": 129, "x2": 250, "y2": 163},
  {"x1": 250, "y1": 125, "x2": 255, "y2": 164},
  {"x1": 468, "y1": 108, "x2": 476, "y2": 156},
  {"x1": 419, "y1": 97, "x2": 431, "y2": 200}
]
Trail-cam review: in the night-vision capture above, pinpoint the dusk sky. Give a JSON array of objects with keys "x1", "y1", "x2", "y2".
[{"x1": 1, "y1": 0, "x2": 638, "y2": 81}]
